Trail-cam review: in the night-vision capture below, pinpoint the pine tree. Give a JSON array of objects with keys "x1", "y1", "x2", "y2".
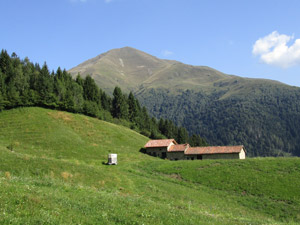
[
  {"x1": 39, "y1": 62, "x2": 54, "y2": 104},
  {"x1": 112, "y1": 87, "x2": 129, "y2": 119},
  {"x1": 0, "y1": 50, "x2": 12, "y2": 75},
  {"x1": 101, "y1": 91, "x2": 111, "y2": 111},
  {"x1": 189, "y1": 134, "x2": 208, "y2": 147},
  {"x1": 75, "y1": 74, "x2": 84, "y2": 87},
  {"x1": 158, "y1": 118, "x2": 165, "y2": 134},
  {"x1": 0, "y1": 65, "x2": 7, "y2": 105},
  {"x1": 83, "y1": 75, "x2": 100, "y2": 104},
  {"x1": 177, "y1": 127, "x2": 189, "y2": 144},
  {"x1": 71, "y1": 82, "x2": 84, "y2": 112},
  {"x1": 128, "y1": 92, "x2": 139, "y2": 122}
]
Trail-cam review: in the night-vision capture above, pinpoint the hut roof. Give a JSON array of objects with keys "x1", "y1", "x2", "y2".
[
  {"x1": 185, "y1": 145, "x2": 244, "y2": 155},
  {"x1": 144, "y1": 139, "x2": 177, "y2": 148},
  {"x1": 169, "y1": 144, "x2": 190, "y2": 152}
]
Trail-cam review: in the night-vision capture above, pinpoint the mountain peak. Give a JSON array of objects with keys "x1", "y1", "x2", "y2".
[
  {"x1": 69, "y1": 47, "x2": 172, "y2": 93},
  {"x1": 105, "y1": 46, "x2": 141, "y2": 55},
  {"x1": 70, "y1": 47, "x2": 281, "y2": 95}
]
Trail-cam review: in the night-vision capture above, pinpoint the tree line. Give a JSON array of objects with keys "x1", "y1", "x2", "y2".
[{"x1": 0, "y1": 50, "x2": 207, "y2": 146}]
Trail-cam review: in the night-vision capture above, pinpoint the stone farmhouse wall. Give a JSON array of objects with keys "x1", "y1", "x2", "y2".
[
  {"x1": 146, "y1": 147, "x2": 168, "y2": 158},
  {"x1": 167, "y1": 152, "x2": 185, "y2": 160}
]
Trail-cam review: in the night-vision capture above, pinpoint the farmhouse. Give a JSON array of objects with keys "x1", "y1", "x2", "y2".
[
  {"x1": 185, "y1": 145, "x2": 246, "y2": 160},
  {"x1": 144, "y1": 139, "x2": 177, "y2": 159},
  {"x1": 167, "y1": 144, "x2": 190, "y2": 160},
  {"x1": 144, "y1": 139, "x2": 246, "y2": 160}
]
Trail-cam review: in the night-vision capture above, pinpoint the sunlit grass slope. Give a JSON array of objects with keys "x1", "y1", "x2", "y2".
[
  {"x1": 0, "y1": 107, "x2": 299, "y2": 224},
  {"x1": 142, "y1": 159, "x2": 300, "y2": 222}
]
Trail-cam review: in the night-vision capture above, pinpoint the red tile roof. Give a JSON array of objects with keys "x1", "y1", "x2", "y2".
[
  {"x1": 169, "y1": 144, "x2": 190, "y2": 152},
  {"x1": 144, "y1": 139, "x2": 177, "y2": 148},
  {"x1": 185, "y1": 145, "x2": 244, "y2": 155}
]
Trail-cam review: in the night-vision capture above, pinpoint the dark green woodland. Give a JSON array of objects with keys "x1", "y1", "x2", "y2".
[{"x1": 0, "y1": 50, "x2": 206, "y2": 146}]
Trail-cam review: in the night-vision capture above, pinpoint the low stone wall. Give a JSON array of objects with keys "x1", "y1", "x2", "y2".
[
  {"x1": 146, "y1": 147, "x2": 168, "y2": 158},
  {"x1": 202, "y1": 153, "x2": 240, "y2": 160},
  {"x1": 167, "y1": 152, "x2": 185, "y2": 160}
]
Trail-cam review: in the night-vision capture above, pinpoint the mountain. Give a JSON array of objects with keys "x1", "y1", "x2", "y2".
[
  {"x1": 69, "y1": 47, "x2": 172, "y2": 94},
  {"x1": 69, "y1": 47, "x2": 300, "y2": 156},
  {"x1": 1, "y1": 107, "x2": 300, "y2": 224},
  {"x1": 69, "y1": 47, "x2": 283, "y2": 95}
]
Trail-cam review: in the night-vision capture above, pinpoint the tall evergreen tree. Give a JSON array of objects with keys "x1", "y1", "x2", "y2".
[
  {"x1": 39, "y1": 62, "x2": 54, "y2": 104},
  {"x1": 141, "y1": 106, "x2": 150, "y2": 130},
  {"x1": 128, "y1": 92, "x2": 139, "y2": 122},
  {"x1": 158, "y1": 118, "x2": 166, "y2": 134},
  {"x1": 75, "y1": 74, "x2": 84, "y2": 87},
  {"x1": 83, "y1": 75, "x2": 100, "y2": 104},
  {"x1": 177, "y1": 127, "x2": 189, "y2": 144},
  {"x1": 112, "y1": 87, "x2": 129, "y2": 119},
  {"x1": 101, "y1": 91, "x2": 111, "y2": 111},
  {"x1": 189, "y1": 134, "x2": 208, "y2": 147},
  {"x1": 0, "y1": 50, "x2": 12, "y2": 75}
]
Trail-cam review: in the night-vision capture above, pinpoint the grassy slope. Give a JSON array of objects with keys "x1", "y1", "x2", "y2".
[{"x1": 0, "y1": 107, "x2": 299, "y2": 224}]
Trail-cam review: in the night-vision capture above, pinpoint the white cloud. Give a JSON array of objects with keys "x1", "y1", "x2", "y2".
[
  {"x1": 161, "y1": 50, "x2": 174, "y2": 57},
  {"x1": 253, "y1": 31, "x2": 300, "y2": 68}
]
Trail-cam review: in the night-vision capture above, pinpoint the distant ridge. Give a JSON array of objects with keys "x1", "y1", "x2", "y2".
[{"x1": 69, "y1": 47, "x2": 284, "y2": 95}]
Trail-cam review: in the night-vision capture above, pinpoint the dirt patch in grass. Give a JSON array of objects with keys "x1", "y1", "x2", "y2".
[
  {"x1": 48, "y1": 111, "x2": 73, "y2": 122},
  {"x1": 166, "y1": 173, "x2": 183, "y2": 181},
  {"x1": 61, "y1": 171, "x2": 73, "y2": 180},
  {"x1": 5, "y1": 171, "x2": 11, "y2": 180}
]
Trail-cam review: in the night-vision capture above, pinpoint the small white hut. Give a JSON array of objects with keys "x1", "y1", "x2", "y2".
[{"x1": 108, "y1": 154, "x2": 117, "y2": 165}]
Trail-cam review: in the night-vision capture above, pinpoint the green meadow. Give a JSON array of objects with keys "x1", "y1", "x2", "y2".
[{"x1": 0, "y1": 107, "x2": 299, "y2": 224}]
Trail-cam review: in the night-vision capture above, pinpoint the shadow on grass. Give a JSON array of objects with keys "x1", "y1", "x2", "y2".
[{"x1": 139, "y1": 148, "x2": 146, "y2": 154}]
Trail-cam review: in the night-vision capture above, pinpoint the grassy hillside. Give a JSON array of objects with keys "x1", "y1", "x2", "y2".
[
  {"x1": 0, "y1": 107, "x2": 300, "y2": 224},
  {"x1": 142, "y1": 158, "x2": 300, "y2": 222}
]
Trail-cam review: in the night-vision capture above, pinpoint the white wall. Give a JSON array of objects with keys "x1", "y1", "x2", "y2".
[{"x1": 239, "y1": 149, "x2": 246, "y2": 159}]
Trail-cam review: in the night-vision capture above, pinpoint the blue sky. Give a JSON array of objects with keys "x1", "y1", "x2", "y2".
[{"x1": 1, "y1": 0, "x2": 300, "y2": 86}]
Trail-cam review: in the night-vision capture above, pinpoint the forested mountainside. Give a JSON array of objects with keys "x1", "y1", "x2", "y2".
[
  {"x1": 0, "y1": 50, "x2": 206, "y2": 146},
  {"x1": 137, "y1": 87, "x2": 300, "y2": 157},
  {"x1": 69, "y1": 47, "x2": 300, "y2": 157}
]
